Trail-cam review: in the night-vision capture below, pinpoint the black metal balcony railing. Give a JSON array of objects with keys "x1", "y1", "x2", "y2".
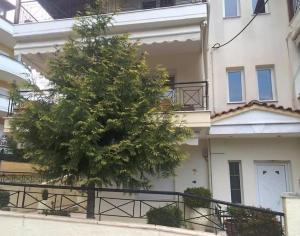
[
  {"x1": 0, "y1": 182, "x2": 285, "y2": 235},
  {"x1": 7, "y1": 82, "x2": 208, "y2": 116},
  {"x1": 16, "y1": 0, "x2": 206, "y2": 23},
  {"x1": 165, "y1": 81, "x2": 208, "y2": 111}
]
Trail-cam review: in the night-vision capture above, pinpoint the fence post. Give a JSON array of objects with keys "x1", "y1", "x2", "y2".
[
  {"x1": 22, "y1": 186, "x2": 26, "y2": 208},
  {"x1": 282, "y1": 192, "x2": 300, "y2": 236}
]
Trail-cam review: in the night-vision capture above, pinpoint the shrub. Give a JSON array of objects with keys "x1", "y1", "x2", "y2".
[
  {"x1": 41, "y1": 189, "x2": 49, "y2": 200},
  {"x1": 0, "y1": 190, "x2": 10, "y2": 208},
  {"x1": 146, "y1": 206, "x2": 183, "y2": 228},
  {"x1": 42, "y1": 209, "x2": 70, "y2": 217},
  {"x1": 226, "y1": 207, "x2": 282, "y2": 236},
  {"x1": 183, "y1": 187, "x2": 212, "y2": 208}
]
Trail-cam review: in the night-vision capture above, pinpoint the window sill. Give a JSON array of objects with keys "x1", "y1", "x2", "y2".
[
  {"x1": 251, "y1": 12, "x2": 271, "y2": 16},
  {"x1": 223, "y1": 16, "x2": 241, "y2": 20},
  {"x1": 227, "y1": 101, "x2": 246, "y2": 105},
  {"x1": 258, "y1": 100, "x2": 278, "y2": 103}
]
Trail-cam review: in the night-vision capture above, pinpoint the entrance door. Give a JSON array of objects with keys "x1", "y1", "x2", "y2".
[{"x1": 256, "y1": 163, "x2": 288, "y2": 212}]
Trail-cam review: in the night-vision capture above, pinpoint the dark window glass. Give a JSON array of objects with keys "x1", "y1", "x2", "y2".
[
  {"x1": 143, "y1": 0, "x2": 157, "y2": 9},
  {"x1": 229, "y1": 162, "x2": 242, "y2": 204},
  {"x1": 253, "y1": 0, "x2": 266, "y2": 14},
  {"x1": 160, "y1": 0, "x2": 175, "y2": 7}
]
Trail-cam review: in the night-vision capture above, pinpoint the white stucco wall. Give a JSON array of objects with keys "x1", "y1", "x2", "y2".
[
  {"x1": 287, "y1": 10, "x2": 300, "y2": 109},
  {"x1": 210, "y1": 138, "x2": 300, "y2": 207},
  {"x1": 147, "y1": 51, "x2": 203, "y2": 83},
  {"x1": 282, "y1": 193, "x2": 300, "y2": 236},
  {"x1": 175, "y1": 144, "x2": 208, "y2": 193},
  {"x1": 0, "y1": 211, "x2": 215, "y2": 236},
  {"x1": 208, "y1": 0, "x2": 293, "y2": 113}
]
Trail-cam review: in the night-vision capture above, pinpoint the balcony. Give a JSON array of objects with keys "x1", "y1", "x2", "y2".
[
  {"x1": 0, "y1": 54, "x2": 31, "y2": 84},
  {"x1": 4, "y1": 82, "x2": 210, "y2": 133},
  {"x1": 16, "y1": 0, "x2": 207, "y2": 23}
]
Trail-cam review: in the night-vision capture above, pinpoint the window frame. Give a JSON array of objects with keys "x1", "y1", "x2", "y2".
[
  {"x1": 223, "y1": 0, "x2": 241, "y2": 18},
  {"x1": 226, "y1": 68, "x2": 245, "y2": 104},
  {"x1": 256, "y1": 66, "x2": 277, "y2": 102},
  {"x1": 229, "y1": 161, "x2": 244, "y2": 204},
  {"x1": 252, "y1": 0, "x2": 269, "y2": 15}
]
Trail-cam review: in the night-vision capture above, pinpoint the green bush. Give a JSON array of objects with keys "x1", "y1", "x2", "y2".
[
  {"x1": 183, "y1": 187, "x2": 212, "y2": 208},
  {"x1": 42, "y1": 209, "x2": 70, "y2": 217},
  {"x1": 226, "y1": 207, "x2": 282, "y2": 236},
  {"x1": 0, "y1": 190, "x2": 10, "y2": 208},
  {"x1": 146, "y1": 206, "x2": 183, "y2": 228}
]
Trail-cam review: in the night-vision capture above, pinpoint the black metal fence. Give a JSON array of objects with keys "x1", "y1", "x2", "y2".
[{"x1": 0, "y1": 182, "x2": 284, "y2": 235}]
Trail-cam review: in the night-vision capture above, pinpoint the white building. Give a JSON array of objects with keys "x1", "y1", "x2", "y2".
[{"x1": 0, "y1": 0, "x2": 299, "y2": 215}]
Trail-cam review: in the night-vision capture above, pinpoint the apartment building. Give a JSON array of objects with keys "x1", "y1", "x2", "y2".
[
  {"x1": 0, "y1": 0, "x2": 299, "y2": 215},
  {"x1": 208, "y1": 0, "x2": 300, "y2": 212},
  {"x1": 0, "y1": 0, "x2": 34, "y2": 173}
]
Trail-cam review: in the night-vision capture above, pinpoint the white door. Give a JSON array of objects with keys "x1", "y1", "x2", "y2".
[{"x1": 256, "y1": 163, "x2": 288, "y2": 212}]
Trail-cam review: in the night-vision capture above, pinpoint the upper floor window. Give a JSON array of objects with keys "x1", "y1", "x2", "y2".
[
  {"x1": 224, "y1": 0, "x2": 240, "y2": 17},
  {"x1": 227, "y1": 69, "x2": 244, "y2": 103},
  {"x1": 256, "y1": 67, "x2": 276, "y2": 101},
  {"x1": 252, "y1": 0, "x2": 268, "y2": 14}
]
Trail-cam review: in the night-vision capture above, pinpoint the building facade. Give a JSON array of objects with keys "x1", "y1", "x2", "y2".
[{"x1": 0, "y1": 0, "x2": 299, "y2": 215}]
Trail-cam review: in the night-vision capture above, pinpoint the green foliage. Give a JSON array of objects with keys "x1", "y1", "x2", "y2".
[
  {"x1": 10, "y1": 0, "x2": 191, "y2": 188},
  {"x1": 146, "y1": 206, "x2": 183, "y2": 228},
  {"x1": 0, "y1": 190, "x2": 10, "y2": 208},
  {"x1": 183, "y1": 187, "x2": 212, "y2": 208},
  {"x1": 226, "y1": 207, "x2": 282, "y2": 236},
  {"x1": 42, "y1": 209, "x2": 70, "y2": 217},
  {"x1": 41, "y1": 189, "x2": 49, "y2": 200}
]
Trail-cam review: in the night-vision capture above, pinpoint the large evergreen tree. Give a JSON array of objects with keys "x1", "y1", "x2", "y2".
[{"x1": 10, "y1": 1, "x2": 191, "y2": 218}]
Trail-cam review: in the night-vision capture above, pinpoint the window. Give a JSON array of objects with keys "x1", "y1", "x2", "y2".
[
  {"x1": 227, "y1": 69, "x2": 244, "y2": 103},
  {"x1": 252, "y1": 0, "x2": 267, "y2": 14},
  {"x1": 229, "y1": 161, "x2": 242, "y2": 204},
  {"x1": 224, "y1": 0, "x2": 240, "y2": 17},
  {"x1": 142, "y1": 0, "x2": 157, "y2": 9},
  {"x1": 256, "y1": 67, "x2": 275, "y2": 101}
]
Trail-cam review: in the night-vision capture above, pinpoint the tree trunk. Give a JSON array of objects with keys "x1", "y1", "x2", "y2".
[{"x1": 86, "y1": 182, "x2": 95, "y2": 219}]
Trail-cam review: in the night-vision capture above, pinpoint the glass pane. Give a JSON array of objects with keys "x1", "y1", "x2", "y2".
[
  {"x1": 231, "y1": 190, "x2": 242, "y2": 204},
  {"x1": 257, "y1": 68, "x2": 273, "y2": 101},
  {"x1": 228, "y1": 71, "x2": 243, "y2": 102},
  {"x1": 253, "y1": 0, "x2": 266, "y2": 13},
  {"x1": 230, "y1": 176, "x2": 241, "y2": 189},
  {"x1": 229, "y1": 162, "x2": 242, "y2": 204},
  {"x1": 229, "y1": 162, "x2": 240, "y2": 175},
  {"x1": 225, "y1": 0, "x2": 238, "y2": 17}
]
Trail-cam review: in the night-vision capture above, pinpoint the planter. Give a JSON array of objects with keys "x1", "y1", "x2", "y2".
[
  {"x1": 187, "y1": 207, "x2": 210, "y2": 232},
  {"x1": 224, "y1": 219, "x2": 238, "y2": 236}
]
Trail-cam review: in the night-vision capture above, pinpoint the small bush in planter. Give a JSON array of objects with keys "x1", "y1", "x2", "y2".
[
  {"x1": 226, "y1": 207, "x2": 282, "y2": 236},
  {"x1": 146, "y1": 206, "x2": 183, "y2": 228},
  {"x1": 0, "y1": 190, "x2": 10, "y2": 209},
  {"x1": 41, "y1": 189, "x2": 49, "y2": 200},
  {"x1": 183, "y1": 187, "x2": 212, "y2": 208},
  {"x1": 42, "y1": 209, "x2": 71, "y2": 217}
]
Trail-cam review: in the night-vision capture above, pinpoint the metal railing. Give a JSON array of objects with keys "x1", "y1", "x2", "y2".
[
  {"x1": 7, "y1": 82, "x2": 208, "y2": 116},
  {"x1": 164, "y1": 81, "x2": 208, "y2": 111},
  {"x1": 16, "y1": 0, "x2": 206, "y2": 23},
  {"x1": 0, "y1": 182, "x2": 284, "y2": 235}
]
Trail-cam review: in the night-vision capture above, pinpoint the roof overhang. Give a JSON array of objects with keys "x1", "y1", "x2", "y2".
[{"x1": 210, "y1": 102, "x2": 300, "y2": 137}]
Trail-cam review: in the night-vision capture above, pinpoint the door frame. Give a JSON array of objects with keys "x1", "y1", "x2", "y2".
[{"x1": 254, "y1": 161, "x2": 292, "y2": 208}]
